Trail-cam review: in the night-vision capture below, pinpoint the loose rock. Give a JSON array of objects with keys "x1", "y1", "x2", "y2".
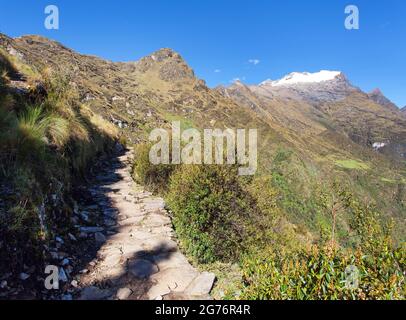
[{"x1": 116, "y1": 288, "x2": 132, "y2": 300}]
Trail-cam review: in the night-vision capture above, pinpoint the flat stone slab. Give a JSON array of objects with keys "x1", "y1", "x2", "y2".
[
  {"x1": 185, "y1": 272, "x2": 216, "y2": 296},
  {"x1": 79, "y1": 286, "x2": 113, "y2": 300},
  {"x1": 150, "y1": 267, "x2": 198, "y2": 295},
  {"x1": 152, "y1": 251, "x2": 192, "y2": 272},
  {"x1": 80, "y1": 226, "x2": 104, "y2": 233},
  {"x1": 128, "y1": 259, "x2": 159, "y2": 279}
]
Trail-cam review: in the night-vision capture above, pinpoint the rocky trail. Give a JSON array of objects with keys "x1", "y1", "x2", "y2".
[{"x1": 69, "y1": 148, "x2": 215, "y2": 300}]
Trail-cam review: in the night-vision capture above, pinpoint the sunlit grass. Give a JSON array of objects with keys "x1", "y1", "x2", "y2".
[{"x1": 335, "y1": 159, "x2": 370, "y2": 170}]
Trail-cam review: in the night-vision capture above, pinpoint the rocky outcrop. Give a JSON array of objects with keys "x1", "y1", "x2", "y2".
[{"x1": 368, "y1": 88, "x2": 399, "y2": 112}]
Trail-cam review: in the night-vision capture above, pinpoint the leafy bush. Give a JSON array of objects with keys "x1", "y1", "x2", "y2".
[
  {"x1": 132, "y1": 143, "x2": 175, "y2": 193},
  {"x1": 241, "y1": 197, "x2": 406, "y2": 300},
  {"x1": 166, "y1": 165, "x2": 260, "y2": 263},
  {"x1": 241, "y1": 243, "x2": 405, "y2": 300}
]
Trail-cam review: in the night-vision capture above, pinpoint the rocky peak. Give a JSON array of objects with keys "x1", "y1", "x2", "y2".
[
  {"x1": 367, "y1": 88, "x2": 399, "y2": 112},
  {"x1": 133, "y1": 48, "x2": 195, "y2": 82},
  {"x1": 149, "y1": 48, "x2": 181, "y2": 62}
]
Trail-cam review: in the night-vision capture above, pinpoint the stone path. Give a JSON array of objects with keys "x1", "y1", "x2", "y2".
[{"x1": 77, "y1": 149, "x2": 215, "y2": 300}]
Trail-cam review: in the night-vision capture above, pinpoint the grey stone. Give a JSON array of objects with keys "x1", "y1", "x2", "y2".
[
  {"x1": 62, "y1": 294, "x2": 73, "y2": 300},
  {"x1": 104, "y1": 218, "x2": 116, "y2": 227},
  {"x1": 79, "y1": 286, "x2": 112, "y2": 300},
  {"x1": 59, "y1": 268, "x2": 68, "y2": 282},
  {"x1": 0, "y1": 280, "x2": 7, "y2": 289},
  {"x1": 128, "y1": 259, "x2": 158, "y2": 279},
  {"x1": 116, "y1": 288, "x2": 132, "y2": 300},
  {"x1": 61, "y1": 258, "x2": 70, "y2": 266},
  {"x1": 80, "y1": 226, "x2": 104, "y2": 233},
  {"x1": 55, "y1": 236, "x2": 64, "y2": 244},
  {"x1": 185, "y1": 272, "x2": 216, "y2": 296},
  {"x1": 68, "y1": 233, "x2": 77, "y2": 241},
  {"x1": 95, "y1": 232, "x2": 106, "y2": 243},
  {"x1": 80, "y1": 212, "x2": 90, "y2": 222},
  {"x1": 19, "y1": 273, "x2": 30, "y2": 281},
  {"x1": 50, "y1": 251, "x2": 59, "y2": 260}
]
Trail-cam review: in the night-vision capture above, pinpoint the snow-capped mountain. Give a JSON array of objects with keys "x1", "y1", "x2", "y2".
[
  {"x1": 253, "y1": 70, "x2": 358, "y2": 104},
  {"x1": 217, "y1": 69, "x2": 406, "y2": 159},
  {"x1": 259, "y1": 70, "x2": 342, "y2": 87}
]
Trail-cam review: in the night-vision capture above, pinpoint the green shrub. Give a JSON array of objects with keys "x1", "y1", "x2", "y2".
[
  {"x1": 241, "y1": 243, "x2": 405, "y2": 300},
  {"x1": 132, "y1": 143, "x2": 175, "y2": 193},
  {"x1": 166, "y1": 164, "x2": 259, "y2": 263},
  {"x1": 241, "y1": 195, "x2": 405, "y2": 300}
]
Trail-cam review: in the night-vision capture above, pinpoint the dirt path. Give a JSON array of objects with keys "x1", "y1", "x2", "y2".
[{"x1": 76, "y1": 148, "x2": 215, "y2": 300}]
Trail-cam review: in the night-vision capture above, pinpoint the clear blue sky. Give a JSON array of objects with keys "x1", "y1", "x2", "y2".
[{"x1": 1, "y1": 0, "x2": 405, "y2": 107}]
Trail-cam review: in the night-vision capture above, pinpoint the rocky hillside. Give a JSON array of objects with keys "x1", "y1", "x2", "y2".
[
  {"x1": 368, "y1": 88, "x2": 400, "y2": 112},
  {"x1": 1, "y1": 33, "x2": 405, "y2": 246},
  {"x1": 219, "y1": 71, "x2": 406, "y2": 160}
]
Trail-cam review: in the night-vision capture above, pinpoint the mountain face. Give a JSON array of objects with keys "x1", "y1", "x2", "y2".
[
  {"x1": 402, "y1": 106, "x2": 406, "y2": 115},
  {"x1": 218, "y1": 70, "x2": 406, "y2": 159},
  {"x1": 367, "y1": 88, "x2": 399, "y2": 112},
  {"x1": 1, "y1": 33, "x2": 405, "y2": 241},
  {"x1": 254, "y1": 71, "x2": 359, "y2": 104}
]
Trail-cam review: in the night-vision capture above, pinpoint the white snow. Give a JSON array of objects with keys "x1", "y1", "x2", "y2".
[
  {"x1": 373, "y1": 142, "x2": 386, "y2": 150},
  {"x1": 260, "y1": 70, "x2": 341, "y2": 87}
]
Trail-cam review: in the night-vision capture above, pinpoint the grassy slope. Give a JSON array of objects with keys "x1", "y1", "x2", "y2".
[{"x1": 0, "y1": 43, "x2": 119, "y2": 276}]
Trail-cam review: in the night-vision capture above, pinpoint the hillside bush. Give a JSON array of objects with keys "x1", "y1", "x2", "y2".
[
  {"x1": 241, "y1": 243, "x2": 405, "y2": 300},
  {"x1": 166, "y1": 165, "x2": 261, "y2": 263}
]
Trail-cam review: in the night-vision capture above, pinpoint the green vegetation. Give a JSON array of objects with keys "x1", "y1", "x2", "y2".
[
  {"x1": 0, "y1": 50, "x2": 118, "y2": 274},
  {"x1": 2, "y1": 33, "x2": 405, "y2": 300},
  {"x1": 167, "y1": 165, "x2": 257, "y2": 263},
  {"x1": 132, "y1": 143, "x2": 175, "y2": 193},
  {"x1": 132, "y1": 143, "x2": 405, "y2": 300},
  {"x1": 335, "y1": 159, "x2": 370, "y2": 170}
]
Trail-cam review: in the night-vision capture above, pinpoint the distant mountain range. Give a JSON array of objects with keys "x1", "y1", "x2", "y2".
[{"x1": 218, "y1": 70, "x2": 406, "y2": 158}]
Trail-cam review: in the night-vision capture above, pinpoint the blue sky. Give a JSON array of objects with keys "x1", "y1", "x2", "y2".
[{"x1": 0, "y1": 0, "x2": 405, "y2": 107}]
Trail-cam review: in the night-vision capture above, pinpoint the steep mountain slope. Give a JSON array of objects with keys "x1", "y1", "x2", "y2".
[
  {"x1": 219, "y1": 71, "x2": 406, "y2": 160},
  {"x1": 1, "y1": 33, "x2": 405, "y2": 243},
  {"x1": 256, "y1": 71, "x2": 359, "y2": 104},
  {"x1": 368, "y1": 88, "x2": 399, "y2": 112}
]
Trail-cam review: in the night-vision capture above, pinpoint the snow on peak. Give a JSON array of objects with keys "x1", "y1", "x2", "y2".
[{"x1": 260, "y1": 70, "x2": 342, "y2": 87}]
